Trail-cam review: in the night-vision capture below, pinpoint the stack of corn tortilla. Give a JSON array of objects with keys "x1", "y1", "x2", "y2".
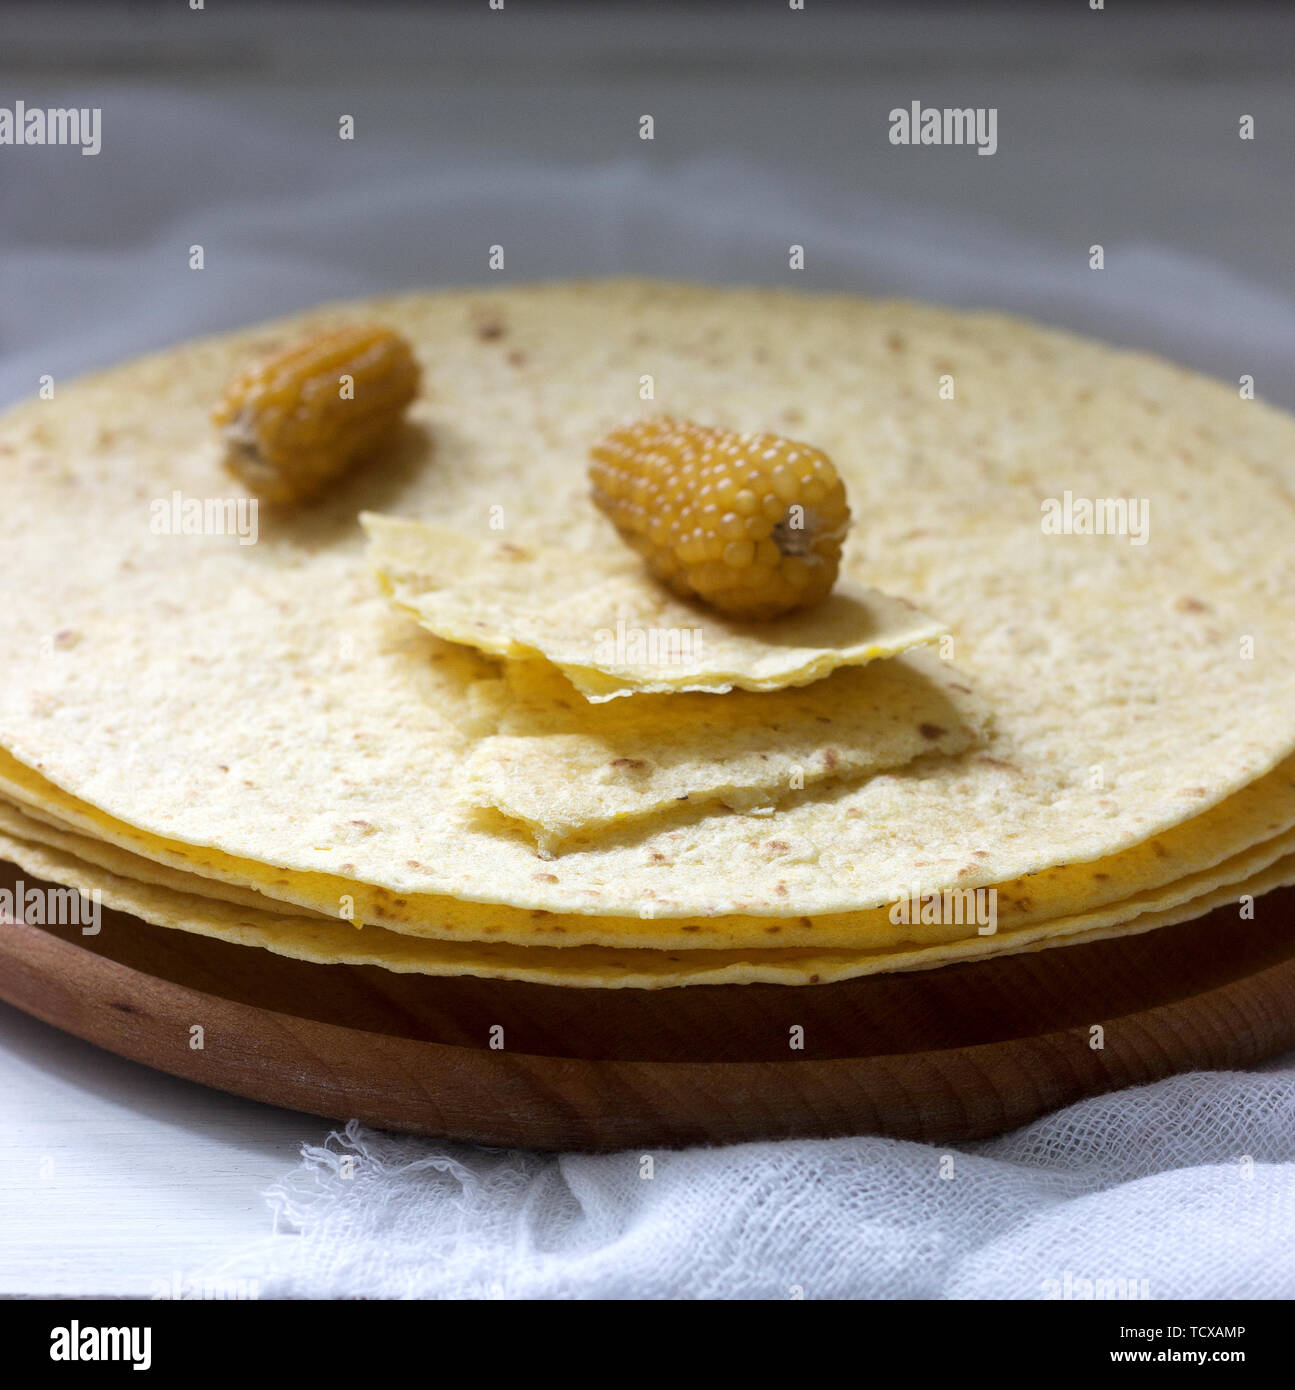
[{"x1": 1, "y1": 280, "x2": 1293, "y2": 988}]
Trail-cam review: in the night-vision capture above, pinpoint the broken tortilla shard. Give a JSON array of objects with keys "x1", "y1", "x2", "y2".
[
  {"x1": 362, "y1": 512, "x2": 948, "y2": 700},
  {"x1": 458, "y1": 647, "x2": 985, "y2": 852}
]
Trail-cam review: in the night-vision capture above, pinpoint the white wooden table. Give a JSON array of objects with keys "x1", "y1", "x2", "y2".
[{"x1": 0, "y1": 1003, "x2": 319, "y2": 1297}]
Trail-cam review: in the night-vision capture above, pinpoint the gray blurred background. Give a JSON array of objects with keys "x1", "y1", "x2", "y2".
[{"x1": 2, "y1": 1, "x2": 1292, "y2": 403}]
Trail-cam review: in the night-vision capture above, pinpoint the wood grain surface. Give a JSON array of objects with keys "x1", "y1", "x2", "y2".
[{"x1": 1, "y1": 861, "x2": 1292, "y2": 1151}]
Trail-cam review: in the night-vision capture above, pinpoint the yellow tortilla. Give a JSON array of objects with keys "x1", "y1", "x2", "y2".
[
  {"x1": 1, "y1": 750, "x2": 1294, "y2": 956},
  {"x1": 0, "y1": 806, "x2": 1291, "y2": 987}
]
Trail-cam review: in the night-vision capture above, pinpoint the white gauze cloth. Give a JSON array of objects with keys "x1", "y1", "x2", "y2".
[{"x1": 201, "y1": 1064, "x2": 1295, "y2": 1299}]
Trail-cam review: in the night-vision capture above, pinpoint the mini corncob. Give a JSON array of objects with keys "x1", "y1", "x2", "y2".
[
  {"x1": 212, "y1": 324, "x2": 420, "y2": 504},
  {"x1": 590, "y1": 417, "x2": 852, "y2": 619}
]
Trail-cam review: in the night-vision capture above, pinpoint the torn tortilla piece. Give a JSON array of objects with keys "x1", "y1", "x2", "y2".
[
  {"x1": 363, "y1": 512, "x2": 948, "y2": 701},
  {"x1": 458, "y1": 647, "x2": 985, "y2": 852}
]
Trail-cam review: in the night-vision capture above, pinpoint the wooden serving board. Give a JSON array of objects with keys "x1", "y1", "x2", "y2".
[{"x1": 1, "y1": 860, "x2": 1293, "y2": 1151}]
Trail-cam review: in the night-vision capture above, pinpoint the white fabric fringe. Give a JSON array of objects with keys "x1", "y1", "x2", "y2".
[{"x1": 199, "y1": 1060, "x2": 1295, "y2": 1299}]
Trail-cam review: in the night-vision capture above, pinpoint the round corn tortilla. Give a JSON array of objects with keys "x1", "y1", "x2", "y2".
[
  {"x1": 361, "y1": 512, "x2": 950, "y2": 699},
  {"x1": 2, "y1": 281, "x2": 1294, "y2": 925},
  {"x1": 2, "y1": 734, "x2": 1295, "y2": 954},
  {"x1": 0, "y1": 808, "x2": 1291, "y2": 988}
]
